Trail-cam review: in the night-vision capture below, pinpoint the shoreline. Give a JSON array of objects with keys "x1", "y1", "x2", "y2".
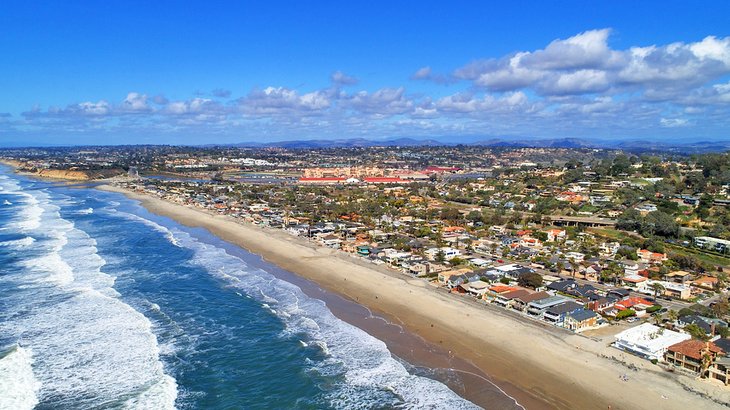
[{"x1": 97, "y1": 183, "x2": 730, "y2": 410}]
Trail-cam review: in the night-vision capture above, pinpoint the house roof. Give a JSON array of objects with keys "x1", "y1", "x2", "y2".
[
  {"x1": 499, "y1": 289, "x2": 533, "y2": 300},
  {"x1": 548, "y1": 279, "x2": 576, "y2": 292},
  {"x1": 489, "y1": 285, "x2": 520, "y2": 293},
  {"x1": 615, "y1": 323, "x2": 691, "y2": 352},
  {"x1": 529, "y1": 295, "x2": 569, "y2": 309},
  {"x1": 714, "y1": 338, "x2": 730, "y2": 353},
  {"x1": 517, "y1": 291, "x2": 550, "y2": 303},
  {"x1": 667, "y1": 339, "x2": 723, "y2": 360},
  {"x1": 546, "y1": 301, "x2": 583, "y2": 316},
  {"x1": 568, "y1": 309, "x2": 599, "y2": 322}
]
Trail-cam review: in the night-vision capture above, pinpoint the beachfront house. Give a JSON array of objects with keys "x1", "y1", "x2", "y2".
[
  {"x1": 543, "y1": 301, "x2": 583, "y2": 326},
  {"x1": 513, "y1": 291, "x2": 551, "y2": 313},
  {"x1": 565, "y1": 309, "x2": 601, "y2": 332},
  {"x1": 460, "y1": 281, "x2": 490, "y2": 297},
  {"x1": 709, "y1": 356, "x2": 730, "y2": 386},
  {"x1": 527, "y1": 295, "x2": 570, "y2": 319},
  {"x1": 494, "y1": 288, "x2": 533, "y2": 309},
  {"x1": 613, "y1": 323, "x2": 691, "y2": 361},
  {"x1": 664, "y1": 339, "x2": 723, "y2": 374}
]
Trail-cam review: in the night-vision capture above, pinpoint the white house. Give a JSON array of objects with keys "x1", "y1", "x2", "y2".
[
  {"x1": 425, "y1": 247, "x2": 461, "y2": 261},
  {"x1": 613, "y1": 323, "x2": 691, "y2": 361}
]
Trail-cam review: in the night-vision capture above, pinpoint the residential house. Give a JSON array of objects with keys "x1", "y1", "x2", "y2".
[
  {"x1": 637, "y1": 249, "x2": 668, "y2": 264},
  {"x1": 664, "y1": 339, "x2": 723, "y2": 374},
  {"x1": 484, "y1": 285, "x2": 521, "y2": 303},
  {"x1": 613, "y1": 323, "x2": 692, "y2": 361},
  {"x1": 665, "y1": 270, "x2": 692, "y2": 284},
  {"x1": 494, "y1": 288, "x2": 533, "y2": 309},
  {"x1": 460, "y1": 281, "x2": 490, "y2": 297},
  {"x1": 640, "y1": 279, "x2": 692, "y2": 300},
  {"x1": 543, "y1": 301, "x2": 583, "y2": 326},
  {"x1": 565, "y1": 309, "x2": 601, "y2": 332},
  {"x1": 513, "y1": 291, "x2": 551, "y2": 312},
  {"x1": 438, "y1": 268, "x2": 472, "y2": 288},
  {"x1": 545, "y1": 228, "x2": 566, "y2": 242},
  {"x1": 709, "y1": 356, "x2": 730, "y2": 386},
  {"x1": 613, "y1": 297, "x2": 655, "y2": 317},
  {"x1": 425, "y1": 247, "x2": 461, "y2": 261},
  {"x1": 692, "y1": 276, "x2": 718, "y2": 291},
  {"x1": 527, "y1": 295, "x2": 570, "y2": 318}
]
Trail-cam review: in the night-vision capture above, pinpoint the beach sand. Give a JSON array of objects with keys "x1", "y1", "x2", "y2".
[{"x1": 100, "y1": 184, "x2": 730, "y2": 410}]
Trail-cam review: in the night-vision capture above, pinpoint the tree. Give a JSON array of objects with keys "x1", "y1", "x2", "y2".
[
  {"x1": 667, "y1": 309, "x2": 679, "y2": 323},
  {"x1": 685, "y1": 323, "x2": 709, "y2": 340},
  {"x1": 435, "y1": 250, "x2": 445, "y2": 263},
  {"x1": 616, "y1": 309, "x2": 636, "y2": 320},
  {"x1": 643, "y1": 211, "x2": 679, "y2": 237},
  {"x1": 518, "y1": 272, "x2": 544, "y2": 289},
  {"x1": 650, "y1": 282, "x2": 666, "y2": 299},
  {"x1": 611, "y1": 154, "x2": 632, "y2": 176}
]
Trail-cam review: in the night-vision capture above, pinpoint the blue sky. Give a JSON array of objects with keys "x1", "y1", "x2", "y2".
[{"x1": 1, "y1": 1, "x2": 730, "y2": 146}]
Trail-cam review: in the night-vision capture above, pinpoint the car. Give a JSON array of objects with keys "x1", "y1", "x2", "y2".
[
  {"x1": 626, "y1": 317, "x2": 639, "y2": 323},
  {"x1": 659, "y1": 308, "x2": 668, "y2": 313}
]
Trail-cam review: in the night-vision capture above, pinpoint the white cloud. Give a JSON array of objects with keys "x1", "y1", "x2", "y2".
[
  {"x1": 121, "y1": 92, "x2": 150, "y2": 112},
  {"x1": 330, "y1": 71, "x2": 358, "y2": 86},
  {"x1": 660, "y1": 117, "x2": 690, "y2": 128},
  {"x1": 451, "y1": 30, "x2": 730, "y2": 98}
]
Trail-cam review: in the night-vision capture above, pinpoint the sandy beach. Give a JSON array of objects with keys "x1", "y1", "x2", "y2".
[{"x1": 100, "y1": 184, "x2": 730, "y2": 410}]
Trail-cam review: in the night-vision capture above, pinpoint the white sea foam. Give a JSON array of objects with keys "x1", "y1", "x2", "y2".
[
  {"x1": 174, "y1": 231, "x2": 481, "y2": 409},
  {"x1": 111, "y1": 211, "x2": 182, "y2": 247},
  {"x1": 0, "y1": 236, "x2": 35, "y2": 248},
  {"x1": 0, "y1": 175, "x2": 178, "y2": 409},
  {"x1": 0, "y1": 345, "x2": 41, "y2": 410},
  {"x1": 3, "y1": 199, "x2": 11, "y2": 205},
  {"x1": 74, "y1": 207, "x2": 94, "y2": 215}
]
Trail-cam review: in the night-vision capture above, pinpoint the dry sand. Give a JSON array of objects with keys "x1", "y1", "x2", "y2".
[{"x1": 100, "y1": 184, "x2": 730, "y2": 410}]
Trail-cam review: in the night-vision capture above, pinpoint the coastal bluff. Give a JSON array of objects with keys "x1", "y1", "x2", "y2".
[{"x1": 0, "y1": 159, "x2": 124, "y2": 181}]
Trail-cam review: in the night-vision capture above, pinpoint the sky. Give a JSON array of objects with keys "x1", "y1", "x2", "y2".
[{"x1": 1, "y1": 1, "x2": 730, "y2": 146}]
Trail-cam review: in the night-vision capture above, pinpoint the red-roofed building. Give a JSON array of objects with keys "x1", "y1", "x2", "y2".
[
  {"x1": 665, "y1": 340, "x2": 723, "y2": 374},
  {"x1": 637, "y1": 249, "x2": 668, "y2": 264},
  {"x1": 614, "y1": 297, "x2": 654, "y2": 313}
]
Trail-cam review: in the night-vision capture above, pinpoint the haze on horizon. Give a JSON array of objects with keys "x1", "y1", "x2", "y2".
[{"x1": 1, "y1": 1, "x2": 730, "y2": 146}]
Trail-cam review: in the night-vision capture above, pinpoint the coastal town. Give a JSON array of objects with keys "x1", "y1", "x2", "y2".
[{"x1": 3, "y1": 143, "x2": 730, "y2": 401}]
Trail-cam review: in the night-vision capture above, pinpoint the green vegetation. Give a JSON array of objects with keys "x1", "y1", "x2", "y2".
[{"x1": 615, "y1": 309, "x2": 636, "y2": 320}]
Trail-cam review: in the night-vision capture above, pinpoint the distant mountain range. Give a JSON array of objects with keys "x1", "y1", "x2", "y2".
[{"x1": 223, "y1": 137, "x2": 730, "y2": 153}]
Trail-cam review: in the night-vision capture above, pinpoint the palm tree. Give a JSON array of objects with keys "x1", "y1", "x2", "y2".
[
  {"x1": 700, "y1": 344, "x2": 714, "y2": 379},
  {"x1": 650, "y1": 282, "x2": 666, "y2": 299},
  {"x1": 667, "y1": 309, "x2": 679, "y2": 323}
]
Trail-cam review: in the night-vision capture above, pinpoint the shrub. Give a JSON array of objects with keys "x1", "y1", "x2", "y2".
[
  {"x1": 646, "y1": 305, "x2": 662, "y2": 314},
  {"x1": 616, "y1": 309, "x2": 636, "y2": 320}
]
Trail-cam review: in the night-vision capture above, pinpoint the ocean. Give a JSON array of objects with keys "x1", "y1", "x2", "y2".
[{"x1": 0, "y1": 167, "x2": 483, "y2": 409}]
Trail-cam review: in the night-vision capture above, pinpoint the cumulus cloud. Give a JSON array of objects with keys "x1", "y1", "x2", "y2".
[
  {"x1": 239, "y1": 86, "x2": 331, "y2": 116},
  {"x1": 330, "y1": 70, "x2": 358, "y2": 86},
  {"x1": 451, "y1": 29, "x2": 730, "y2": 98},
  {"x1": 346, "y1": 87, "x2": 413, "y2": 115},
  {"x1": 121, "y1": 92, "x2": 150, "y2": 112}
]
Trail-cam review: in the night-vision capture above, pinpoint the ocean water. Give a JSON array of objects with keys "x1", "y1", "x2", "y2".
[{"x1": 0, "y1": 167, "x2": 481, "y2": 409}]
